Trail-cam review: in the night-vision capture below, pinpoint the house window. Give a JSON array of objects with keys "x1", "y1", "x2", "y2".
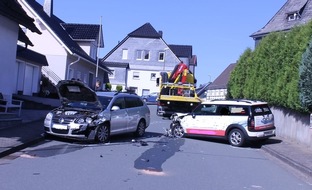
[
  {"x1": 133, "y1": 72, "x2": 140, "y2": 79},
  {"x1": 122, "y1": 49, "x2": 128, "y2": 60},
  {"x1": 136, "y1": 50, "x2": 143, "y2": 60},
  {"x1": 109, "y1": 70, "x2": 115, "y2": 78},
  {"x1": 143, "y1": 50, "x2": 150, "y2": 60},
  {"x1": 158, "y1": 51, "x2": 165, "y2": 62},
  {"x1": 287, "y1": 12, "x2": 300, "y2": 21},
  {"x1": 136, "y1": 50, "x2": 150, "y2": 60},
  {"x1": 150, "y1": 73, "x2": 156, "y2": 80}
]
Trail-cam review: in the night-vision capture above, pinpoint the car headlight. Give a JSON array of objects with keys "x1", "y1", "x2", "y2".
[
  {"x1": 44, "y1": 112, "x2": 53, "y2": 126},
  {"x1": 85, "y1": 117, "x2": 93, "y2": 124},
  {"x1": 77, "y1": 118, "x2": 85, "y2": 124}
]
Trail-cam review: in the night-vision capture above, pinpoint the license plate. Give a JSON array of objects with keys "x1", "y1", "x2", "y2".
[
  {"x1": 52, "y1": 124, "x2": 67, "y2": 130},
  {"x1": 264, "y1": 131, "x2": 273, "y2": 136}
]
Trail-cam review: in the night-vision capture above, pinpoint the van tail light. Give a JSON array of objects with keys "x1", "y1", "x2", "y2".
[
  {"x1": 248, "y1": 118, "x2": 255, "y2": 131},
  {"x1": 157, "y1": 101, "x2": 166, "y2": 106}
]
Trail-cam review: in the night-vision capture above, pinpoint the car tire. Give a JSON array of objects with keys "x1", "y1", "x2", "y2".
[
  {"x1": 134, "y1": 120, "x2": 146, "y2": 137},
  {"x1": 172, "y1": 124, "x2": 184, "y2": 138},
  {"x1": 228, "y1": 129, "x2": 245, "y2": 147},
  {"x1": 95, "y1": 124, "x2": 110, "y2": 143}
]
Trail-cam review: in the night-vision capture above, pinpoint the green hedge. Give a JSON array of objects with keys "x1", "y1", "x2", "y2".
[{"x1": 228, "y1": 21, "x2": 312, "y2": 112}]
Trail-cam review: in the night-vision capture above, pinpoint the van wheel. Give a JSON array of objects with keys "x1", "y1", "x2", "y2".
[
  {"x1": 173, "y1": 125, "x2": 184, "y2": 138},
  {"x1": 134, "y1": 120, "x2": 146, "y2": 137},
  {"x1": 95, "y1": 124, "x2": 110, "y2": 143},
  {"x1": 228, "y1": 129, "x2": 245, "y2": 147}
]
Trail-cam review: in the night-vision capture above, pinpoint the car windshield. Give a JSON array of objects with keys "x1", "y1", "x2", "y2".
[
  {"x1": 97, "y1": 96, "x2": 113, "y2": 109},
  {"x1": 64, "y1": 101, "x2": 102, "y2": 110}
]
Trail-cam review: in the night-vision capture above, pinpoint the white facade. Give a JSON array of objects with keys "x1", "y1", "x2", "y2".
[
  {"x1": 105, "y1": 37, "x2": 180, "y2": 95},
  {"x1": 0, "y1": 15, "x2": 20, "y2": 96},
  {"x1": 18, "y1": 0, "x2": 106, "y2": 89}
]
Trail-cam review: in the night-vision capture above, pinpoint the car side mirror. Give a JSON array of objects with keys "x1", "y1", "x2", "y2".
[
  {"x1": 192, "y1": 112, "x2": 196, "y2": 118},
  {"x1": 111, "y1": 106, "x2": 120, "y2": 111}
]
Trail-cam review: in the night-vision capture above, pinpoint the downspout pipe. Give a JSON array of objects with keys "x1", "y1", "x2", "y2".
[{"x1": 67, "y1": 56, "x2": 80, "y2": 80}]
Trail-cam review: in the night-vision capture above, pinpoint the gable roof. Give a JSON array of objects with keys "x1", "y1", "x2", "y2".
[
  {"x1": 101, "y1": 22, "x2": 164, "y2": 62},
  {"x1": 251, "y1": 0, "x2": 312, "y2": 38},
  {"x1": 128, "y1": 22, "x2": 162, "y2": 38},
  {"x1": 208, "y1": 63, "x2": 236, "y2": 90},
  {"x1": 168, "y1": 44, "x2": 192, "y2": 58},
  {"x1": 61, "y1": 23, "x2": 104, "y2": 47},
  {"x1": 17, "y1": 45, "x2": 48, "y2": 66},
  {"x1": 0, "y1": 0, "x2": 41, "y2": 34},
  {"x1": 23, "y1": 0, "x2": 109, "y2": 71}
]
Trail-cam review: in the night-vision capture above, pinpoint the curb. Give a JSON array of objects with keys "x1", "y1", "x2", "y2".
[
  {"x1": 0, "y1": 135, "x2": 45, "y2": 158},
  {"x1": 262, "y1": 146, "x2": 312, "y2": 177}
]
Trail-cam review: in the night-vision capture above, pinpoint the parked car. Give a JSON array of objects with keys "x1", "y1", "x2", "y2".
[
  {"x1": 141, "y1": 92, "x2": 158, "y2": 104},
  {"x1": 169, "y1": 99, "x2": 276, "y2": 147},
  {"x1": 44, "y1": 80, "x2": 150, "y2": 143}
]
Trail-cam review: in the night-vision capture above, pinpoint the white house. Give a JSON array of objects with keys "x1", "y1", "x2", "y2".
[
  {"x1": 0, "y1": 0, "x2": 43, "y2": 98},
  {"x1": 18, "y1": 0, "x2": 110, "y2": 91},
  {"x1": 101, "y1": 23, "x2": 197, "y2": 96}
]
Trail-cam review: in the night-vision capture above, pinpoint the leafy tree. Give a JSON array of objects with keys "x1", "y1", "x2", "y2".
[{"x1": 299, "y1": 39, "x2": 312, "y2": 111}]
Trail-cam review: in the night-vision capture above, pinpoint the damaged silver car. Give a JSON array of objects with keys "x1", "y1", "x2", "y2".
[{"x1": 44, "y1": 80, "x2": 150, "y2": 143}]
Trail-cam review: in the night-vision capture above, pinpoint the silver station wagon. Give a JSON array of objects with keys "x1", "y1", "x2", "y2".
[{"x1": 44, "y1": 80, "x2": 150, "y2": 143}]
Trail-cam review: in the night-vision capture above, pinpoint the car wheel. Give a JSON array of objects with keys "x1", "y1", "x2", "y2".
[
  {"x1": 172, "y1": 124, "x2": 184, "y2": 138},
  {"x1": 95, "y1": 124, "x2": 110, "y2": 143},
  {"x1": 228, "y1": 129, "x2": 245, "y2": 147},
  {"x1": 134, "y1": 120, "x2": 146, "y2": 137}
]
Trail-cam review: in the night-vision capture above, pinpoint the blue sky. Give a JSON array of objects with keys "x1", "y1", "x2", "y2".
[{"x1": 37, "y1": 0, "x2": 286, "y2": 85}]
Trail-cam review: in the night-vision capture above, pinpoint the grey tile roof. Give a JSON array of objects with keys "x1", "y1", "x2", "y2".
[
  {"x1": 251, "y1": 0, "x2": 312, "y2": 38},
  {"x1": 208, "y1": 63, "x2": 236, "y2": 90},
  {"x1": 0, "y1": 0, "x2": 41, "y2": 34},
  {"x1": 128, "y1": 22, "x2": 162, "y2": 38},
  {"x1": 17, "y1": 45, "x2": 48, "y2": 66},
  {"x1": 24, "y1": 0, "x2": 109, "y2": 71},
  {"x1": 61, "y1": 23, "x2": 103, "y2": 46},
  {"x1": 101, "y1": 23, "x2": 193, "y2": 62},
  {"x1": 104, "y1": 62, "x2": 129, "y2": 68},
  {"x1": 168, "y1": 44, "x2": 192, "y2": 58},
  {"x1": 18, "y1": 27, "x2": 33, "y2": 46}
]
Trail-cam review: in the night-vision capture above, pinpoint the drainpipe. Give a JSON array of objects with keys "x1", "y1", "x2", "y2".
[{"x1": 67, "y1": 56, "x2": 80, "y2": 80}]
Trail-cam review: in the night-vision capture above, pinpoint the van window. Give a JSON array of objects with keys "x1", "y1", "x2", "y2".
[
  {"x1": 251, "y1": 105, "x2": 271, "y2": 116},
  {"x1": 193, "y1": 104, "x2": 217, "y2": 115}
]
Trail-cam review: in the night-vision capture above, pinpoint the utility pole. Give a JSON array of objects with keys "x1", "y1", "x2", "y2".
[{"x1": 95, "y1": 16, "x2": 102, "y2": 89}]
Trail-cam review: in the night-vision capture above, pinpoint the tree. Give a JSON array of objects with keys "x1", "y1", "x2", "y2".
[{"x1": 299, "y1": 39, "x2": 312, "y2": 111}]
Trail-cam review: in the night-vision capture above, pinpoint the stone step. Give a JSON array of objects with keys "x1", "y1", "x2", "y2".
[{"x1": 0, "y1": 113, "x2": 22, "y2": 129}]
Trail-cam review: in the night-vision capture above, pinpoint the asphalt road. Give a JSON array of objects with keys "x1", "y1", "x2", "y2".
[{"x1": 0, "y1": 106, "x2": 311, "y2": 190}]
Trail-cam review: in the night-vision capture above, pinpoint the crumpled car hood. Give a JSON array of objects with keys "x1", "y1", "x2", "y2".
[{"x1": 56, "y1": 80, "x2": 101, "y2": 107}]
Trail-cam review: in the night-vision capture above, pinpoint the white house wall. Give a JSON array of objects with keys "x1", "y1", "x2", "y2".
[
  {"x1": 16, "y1": 60, "x2": 41, "y2": 96},
  {"x1": 105, "y1": 37, "x2": 180, "y2": 95},
  {"x1": 127, "y1": 69, "x2": 159, "y2": 95},
  {"x1": 0, "y1": 15, "x2": 19, "y2": 96}
]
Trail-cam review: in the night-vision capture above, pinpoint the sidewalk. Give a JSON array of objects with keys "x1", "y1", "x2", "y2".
[
  {"x1": 0, "y1": 109, "x2": 49, "y2": 157},
  {"x1": 0, "y1": 109, "x2": 312, "y2": 178}
]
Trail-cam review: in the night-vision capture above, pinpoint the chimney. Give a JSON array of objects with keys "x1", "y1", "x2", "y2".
[
  {"x1": 158, "y1": 30, "x2": 163, "y2": 37},
  {"x1": 43, "y1": 0, "x2": 53, "y2": 17}
]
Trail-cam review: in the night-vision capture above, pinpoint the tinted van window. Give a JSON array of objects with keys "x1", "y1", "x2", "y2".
[{"x1": 251, "y1": 104, "x2": 271, "y2": 116}]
